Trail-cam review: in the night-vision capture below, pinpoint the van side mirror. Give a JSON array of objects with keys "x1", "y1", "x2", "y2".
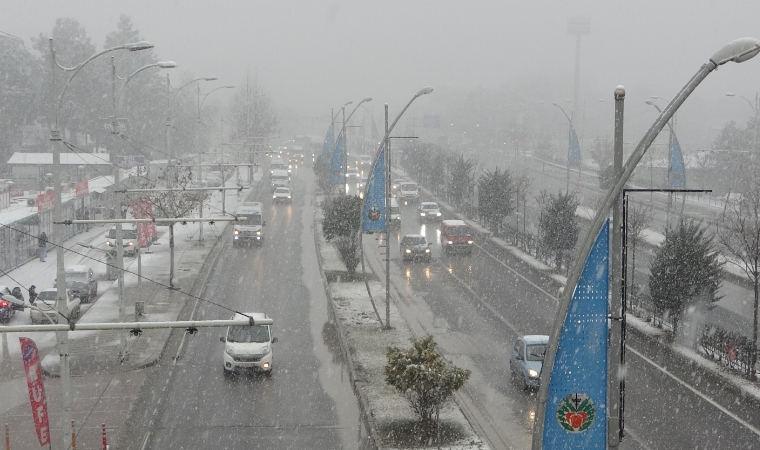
[
  {"x1": 219, "y1": 336, "x2": 226, "y2": 343},
  {"x1": 272, "y1": 337, "x2": 278, "y2": 343},
  {"x1": 515, "y1": 354, "x2": 523, "y2": 361}
]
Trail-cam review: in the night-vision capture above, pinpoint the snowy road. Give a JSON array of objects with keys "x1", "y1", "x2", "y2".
[
  {"x1": 135, "y1": 166, "x2": 367, "y2": 450},
  {"x1": 362, "y1": 200, "x2": 760, "y2": 449}
]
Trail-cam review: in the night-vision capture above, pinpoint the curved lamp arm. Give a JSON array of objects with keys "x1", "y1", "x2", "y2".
[
  {"x1": 50, "y1": 38, "x2": 154, "y2": 128},
  {"x1": 117, "y1": 61, "x2": 177, "y2": 113},
  {"x1": 531, "y1": 37, "x2": 760, "y2": 450}
]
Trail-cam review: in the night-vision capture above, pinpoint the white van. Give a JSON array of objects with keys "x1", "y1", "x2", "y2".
[
  {"x1": 389, "y1": 197, "x2": 401, "y2": 229},
  {"x1": 233, "y1": 202, "x2": 265, "y2": 247},
  {"x1": 271, "y1": 169, "x2": 290, "y2": 189},
  {"x1": 399, "y1": 182, "x2": 419, "y2": 205},
  {"x1": 220, "y1": 312, "x2": 277, "y2": 375}
]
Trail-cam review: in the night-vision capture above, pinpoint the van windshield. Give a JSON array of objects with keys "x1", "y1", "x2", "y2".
[
  {"x1": 107, "y1": 229, "x2": 137, "y2": 239},
  {"x1": 390, "y1": 207, "x2": 400, "y2": 215},
  {"x1": 401, "y1": 183, "x2": 417, "y2": 191},
  {"x1": 238, "y1": 214, "x2": 262, "y2": 226},
  {"x1": 527, "y1": 344, "x2": 547, "y2": 361},
  {"x1": 227, "y1": 325, "x2": 270, "y2": 343},
  {"x1": 447, "y1": 226, "x2": 471, "y2": 237}
]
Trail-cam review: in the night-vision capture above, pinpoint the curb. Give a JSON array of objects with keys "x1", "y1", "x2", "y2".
[{"x1": 311, "y1": 191, "x2": 384, "y2": 450}]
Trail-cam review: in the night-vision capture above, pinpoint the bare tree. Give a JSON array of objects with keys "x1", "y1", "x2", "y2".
[
  {"x1": 626, "y1": 202, "x2": 653, "y2": 307},
  {"x1": 139, "y1": 165, "x2": 208, "y2": 289},
  {"x1": 229, "y1": 72, "x2": 278, "y2": 163},
  {"x1": 717, "y1": 173, "x2": 760, "y2": 379}
]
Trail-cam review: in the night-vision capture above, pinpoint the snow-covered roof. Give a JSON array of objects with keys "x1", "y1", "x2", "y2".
[
  {"x1": 7, "y1": 152, "x2": 112, "y2": 165},
  {"x1": 522, "y1": 335, "x2": 550, "y2": 344}
]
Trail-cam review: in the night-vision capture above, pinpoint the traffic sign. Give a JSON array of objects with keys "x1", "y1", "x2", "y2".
[{"x1": 101, "y1": 118, "x2": 130, "y2": 134}]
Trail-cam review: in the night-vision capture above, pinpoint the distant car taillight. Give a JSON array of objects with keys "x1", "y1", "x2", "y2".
[{"x1": 0, "y1": 300, "x2": 8, "y2": 308}]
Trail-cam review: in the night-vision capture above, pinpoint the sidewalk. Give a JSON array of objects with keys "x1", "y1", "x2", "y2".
[{"x1": 0, "y1": 170, "x2": 263, "y2": 449}]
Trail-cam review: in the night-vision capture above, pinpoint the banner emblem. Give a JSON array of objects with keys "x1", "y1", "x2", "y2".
[
  {"x1": 557, "y1": 393, "x2": 596, "y2": 433},
  {"x1": 368, "y1": 206, "x2": 381, "y2": 221}
]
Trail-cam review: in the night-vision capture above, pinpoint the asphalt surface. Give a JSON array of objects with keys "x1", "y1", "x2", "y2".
[
  {"x1": 133, "y1": 167, "x2": 367, "y2": 450},
  {"x1": 366, "y1": 198, "x2": 760, "y2": 449}
]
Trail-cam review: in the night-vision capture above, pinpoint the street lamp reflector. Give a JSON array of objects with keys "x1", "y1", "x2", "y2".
[
  {"x1": 203, "y1": 77, "x2": 218, "y2": 81},
  {"x1": 343, "y1": 101, "x2": 353, "y2": 106},
  {"x1": 726, "y1": 92, "x2": 736, "y2": 97},
  {"x1": 551, "y1": 102, "x2": 559, "y2": 107},
  {"x1": 416, "y1": 86, "x2": 434, "y2": 96},
  {"x1": 711, "y1": 37, "x2": 760, "y2": 66},
  {"x1": 158, "y1": 61, "x2": 177, "y2": 69},
  {"x1": 224, "y1": 85, "x2": 236, "y2": 89},
  {"x1": 124, "y1": 41, "x2": 154, "y2": 51}
]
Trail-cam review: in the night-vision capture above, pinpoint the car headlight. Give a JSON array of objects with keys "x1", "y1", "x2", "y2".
[
  {"x1": 425, "y1": 248, "x2": 430, "y2": 253},
  {"x1": 420, "y1": 213, "x2": 425, "y2": 216},
  {"x1": 273, "y1": 195, "x2": 277, "y2": 198},
  {"x1": 128, "y1": 242, "x2": 133, "y2": 246},
  {"x1": 405, "y1": 249, "x2": 411, "y2": 253},
  {"x1": 256, "y1": 231, "x2": 261, "y2": 235},
  {"x1": 225, "y1": 347, "x2": 235, "y2": 356},
  {"x1": 234, "y1": 229, "x2": 239, "y2": 235},
  {"x1": 287, "y1": 196, "x2": 291, "y2": 199},
  {"x1": 447, "y1": 240, "x2": 453, "y2": 244},
  {"x1": 106, "y1": 240, "x2": 112, "y2": 246},
  {"x1": 528, "y1": 369, "x2": 539, "y2": 378},
  {"x1": 467, "y1": 240, "x2": 474, "y2": 244},
  {"x1": 436, "y1": 213, "x2": 441, "y2": 216}
]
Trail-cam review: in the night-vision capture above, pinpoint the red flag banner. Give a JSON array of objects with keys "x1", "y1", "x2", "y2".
[
  {"x1": 19, "y1": 337, "x2": 51, "y2": 447},
  {"x1": 75, "y1": 180, "x2": 89, "y2": 197},
  {"x1": 37, "y1": 190, "x2": 54, "y2": 212}
]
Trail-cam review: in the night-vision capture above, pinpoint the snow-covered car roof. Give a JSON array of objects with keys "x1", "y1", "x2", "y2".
[
  {"x1": 521, "y1": 335, "x2": 549, "y2": 345},
  {"x1": 420, "y1": 202, "x2": 439, "y2": 208},
  {"x1": 442, "y1": 219, "x2": 468, "y2": 227}
]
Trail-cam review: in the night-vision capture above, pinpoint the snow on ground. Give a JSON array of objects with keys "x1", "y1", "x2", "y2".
[{"x1": 316, "y1": 204, "x2": 487, "y2": 449}]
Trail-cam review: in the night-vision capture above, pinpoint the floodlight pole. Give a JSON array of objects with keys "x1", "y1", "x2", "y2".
[{"x1": 385, "y1": 104, "x2": 391, "y2": 329}]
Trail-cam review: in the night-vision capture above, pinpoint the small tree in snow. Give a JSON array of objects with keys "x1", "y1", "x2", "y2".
[
  {"x1": 649, "y1": 219, "x2": 723, "y2": 336},
  {"x1": 539, "y1": 191, "x2": 579, "y2": 270},
  {"x1": 322, "y1": 194, "x2": 363, "y2": 274},
  {"x1": 385, "y1": 336, "x2": 470, "y2": 444},
  {"x1": 478, "y1": 167, "x2": 515, "y2": 232}
]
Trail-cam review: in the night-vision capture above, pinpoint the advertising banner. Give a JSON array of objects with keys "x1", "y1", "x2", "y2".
[
  {"x1": 37, "y1": 190, "x2": 54, "y2": 212},
  {"x1": 19, "y1": 337, "x2": 50, "y2": 447},
  {"x1": 75, "y1": 179, "x2": 89, "y2": 197},
  {"x1": 362, "y1": 146, "x2": 385, "y2": 232}
]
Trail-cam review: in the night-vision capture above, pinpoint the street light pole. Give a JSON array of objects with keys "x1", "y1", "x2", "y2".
[
  {"x1": 532, "y1": 37, "x2": 760, "y2": 450},
  {"x1": 553, "y1": 102, "x2": 574, "y2": 193},
  {"x1": 196, "y1": 84, "x2": 235, "y2": 242},
  {"x1": 48, "y1": 36, "x2": 153, "y2": 450},
  {"x1": 341, "y1": 98, "x2": 372, "y2": 191}
]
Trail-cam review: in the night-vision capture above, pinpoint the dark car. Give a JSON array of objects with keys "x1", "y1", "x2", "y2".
[{"x1": 400, "y1": 234, "x2": 432, "y2": 262}]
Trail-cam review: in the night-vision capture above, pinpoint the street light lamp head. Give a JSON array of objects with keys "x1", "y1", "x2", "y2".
[
  {"x1": 416, "y1": 86, "x2": 434, "y2": 96},
  {"x1": 645, "y1": 100, "x2": 655, "y2": 106},
  {"x1": 343, "y1": 101, "x2": 353, "y2": 107},
  {"x1": 726, "y1": 92, "x2": 737, "y2": 97},
  {"x1": 711, "y1": 37, "x2": 760, "y2": 66},
  {"x1": 124, "y1": 41, "x2": 154, "y2": 51},
  {"x1": 157, "y1": 61, "x2": 177, "y2": 69},
  {"x1": 551, "y1": 102, "x2": 559, "y2": 107},
  {"x1": 361, "y1": 97, "x2": 372, "y2": 103},
  {"x1": 614, "y1": 85, "x2": 626, "y2": 100},
  {"x1": 224, "y1": 85, "x2": 236, "y2": 89},
  {"x1": 203, "y1": 77, "x2": 218, "y2": 81}
]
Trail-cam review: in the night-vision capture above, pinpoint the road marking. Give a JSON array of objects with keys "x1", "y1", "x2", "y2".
[
  {"x1": 474, "y1": 244, "x2": 558, "y2": 302},
  {"x1": 626, "y1": 346, "x2": 760, "y2": 438}
]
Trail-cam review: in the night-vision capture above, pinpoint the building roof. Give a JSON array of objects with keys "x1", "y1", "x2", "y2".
[{"x1": 7, "y1": 152, "x2": 112, "y2": 166}]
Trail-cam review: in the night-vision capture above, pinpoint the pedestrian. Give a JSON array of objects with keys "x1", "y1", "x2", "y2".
[
  {"x1": 28, "y1": 285, "x2": 37, "y2": 303},
  {"x1": 121, "y1": 204, "x2": 128, "y2": 219},
  {"x1": 38, "y1": 231, "x2": 47, "y2": 262}
]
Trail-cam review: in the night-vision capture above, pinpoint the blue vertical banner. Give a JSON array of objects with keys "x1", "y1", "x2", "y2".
[
  {"x1": 669, "y1": 131, "x2": 686, "y2": 187},
  {"x1": 362, "y1": 145, "x2": 386, "y2": 232},
  {"x1": 330, "y1": 133, "x2": 345, "y2": 184},
  {"x1": 568, "y1": 124, "x2": 582, "y2": 167},
  {"x1": 541, "y1": 219, "x2": 609, "y2": 449},
  {"x1": 322, "y1": 123, "x2": 335, "y2": 156}
]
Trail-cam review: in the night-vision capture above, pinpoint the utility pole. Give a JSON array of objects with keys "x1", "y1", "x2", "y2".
[
  {"x1": 608, "y1": 85, "x2": 625, "y2": 448},
  {"x1": 342, "y1": 107, "x2": 348, "y2": 194},
  {"x1": 384, "y1": 104, "x2": 391, "y2": 330},
  {"x1": 197, "y1": 83, "x2": 204, "y2": 243},
  {"x1": 48, "y1": 38, "x2": 72, "y2": 450},
  {"x1": 111, "y1": 56, "x2": 127, "y2": 360},
  {"x1": 166, "y1": 73, "x2": 172, "y2": 162}
]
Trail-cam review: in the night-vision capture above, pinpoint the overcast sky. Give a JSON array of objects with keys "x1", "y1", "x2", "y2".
[{"x1": 4, "y1": 0, "x2": 760, "y2": 148}]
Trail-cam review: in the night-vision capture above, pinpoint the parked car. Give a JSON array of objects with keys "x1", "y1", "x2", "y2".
[
  {"x1": 30, "y1": 288, "x2": 81, "y2": 324},
  {"x1": 418, "y1": 202, "x2": 442, "y2": 222},
  {"x1": 56, "y1": 265, "x2": 98, "y2": 303},
  {"x1": 220, "y1": 312, "x2": 278, "y2": 376},
  {"x1": 400, "y1": 234, "x2": 432, "y2": 262},
  {"x1": 105, "y1": 226, "x2": 138, "y2": 257},
  {"x1": 272, "y1": 187, "x2": 292, "y2": 204},
  {"x1": 509, "y1": 335, "x2": 549, "y2": 390},
  {"x1": 0, "y1": 285, "x2": 26, "y2": 311}
]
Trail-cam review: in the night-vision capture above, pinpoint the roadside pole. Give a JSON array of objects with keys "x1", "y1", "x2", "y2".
[
  {"x1": 608, "y1": 86, "x2": 625, "y2": 447},
  {"x1": 384, "y1": 104, "x2": 391, "y2": 329},
  {"x1": 48, "y1": 38, "x2": 73, "y2": 450},
  {"x1": 111, "y1": 57, "x2": 127, "y2": 360}
]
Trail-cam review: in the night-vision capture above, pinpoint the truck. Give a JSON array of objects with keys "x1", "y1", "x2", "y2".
[
  {"x1": 233, "y1": 202, "x2": 266, "y2": 247},
  {"x1": 270, "y1": 169, "x2": 290, "y2": 190}
]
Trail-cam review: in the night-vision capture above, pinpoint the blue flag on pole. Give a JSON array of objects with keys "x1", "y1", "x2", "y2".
[
  {"x1": 569, "y1": 124, "x2": 582, "y2": 167},
  {"x1": 330, "y1": 133, "x2": 344, "y2": 184},
  {"x1": 541, "y1": 219, "x2": 609, "y2": 449},
  {"x1": 322, "y1": 123, "x2": 335, "y2": 157},
  {"x1": 669, "y1": 132, "x2": 686, "y2": 187},
  {"x1": 362, "y1": 145, "x2": 386, "y2": 232}
]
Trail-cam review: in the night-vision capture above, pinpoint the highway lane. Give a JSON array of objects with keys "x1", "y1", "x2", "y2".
[
  {"x1": 141, "y1": 167, "x2": 366, "y2": 450},
  {"x1": 366, "y1": 200, "x2": 760, "y2": 449}
]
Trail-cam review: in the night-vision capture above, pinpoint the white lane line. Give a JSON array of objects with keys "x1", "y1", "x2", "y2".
[
  {"x1": 475, "y1": 244, "x2": 558, "y2": 302},
  {"x1": 447, "y1": 270, "x2": 520, "y2": 335},
  {"x1": 626, "y1": 345, "x2": 760, "y2": 438}
]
